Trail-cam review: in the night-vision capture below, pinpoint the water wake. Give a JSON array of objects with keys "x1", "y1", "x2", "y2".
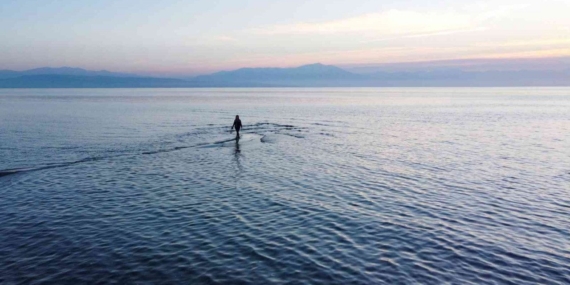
[{"x1": 0, "y1": 122, "x2": 305, "y2": 178}]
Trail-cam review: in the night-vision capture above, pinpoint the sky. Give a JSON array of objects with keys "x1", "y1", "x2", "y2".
[{"x1": 1, "y1": 0, "x2": 569, "y2": 76}]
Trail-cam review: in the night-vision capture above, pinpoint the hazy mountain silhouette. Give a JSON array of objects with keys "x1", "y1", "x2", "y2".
[
  {"x1": 196, "y1": 63, "x2": 360, "y2": 80},
  {"x1": 190, "y1": 63, "x2": 367, "y2": 87},
  {"x1": 367, "y1": 69, "x2": 570, "y2": 86},
  {"x1": 0, "y1": 75, "x2": 188, "y2": 88},
  {"x1": 0, "y1": 70, "x2": 20, "y2": 79},
  {"x1": 0, "y1": 64, "x2": 568, "y2": 88},
  {"x1": 0, "y1": 67, "x2": 137, "y2": 79}
]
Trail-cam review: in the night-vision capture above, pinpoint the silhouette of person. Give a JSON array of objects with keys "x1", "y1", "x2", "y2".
[{"x1": 231, "y1": 115, "x2": 242, "y2": 139}]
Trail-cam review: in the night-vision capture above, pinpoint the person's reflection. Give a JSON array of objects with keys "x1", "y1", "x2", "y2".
[
  {"x1": 233, "y1": 139, "x2": 243, "y2": 175},
  {"x1": 234, "y1": 137, "x2": 241, "y2": 154}
]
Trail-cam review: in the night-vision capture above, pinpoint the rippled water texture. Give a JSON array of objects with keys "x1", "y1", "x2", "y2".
[{"x1": 1, "y1": 88, "x2": 569, "y2": 284}]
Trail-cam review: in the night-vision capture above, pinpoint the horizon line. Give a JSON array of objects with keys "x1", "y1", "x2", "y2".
[{"x1": 2, "y1": 55, "x2": 570, "y2": 78}]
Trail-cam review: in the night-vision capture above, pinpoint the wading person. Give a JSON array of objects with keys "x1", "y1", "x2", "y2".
[{"x1": 231, "y1": 115, "x2": 242, "y2": 139}]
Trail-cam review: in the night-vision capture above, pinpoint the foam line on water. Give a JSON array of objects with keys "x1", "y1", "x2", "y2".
[{"x1": 0, "y1": 122, "x2": 304, "y2": 178}]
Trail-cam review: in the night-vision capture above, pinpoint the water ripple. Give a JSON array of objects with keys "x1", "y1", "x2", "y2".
[{"x1": 1, "y1": 88, "x2": 570, "y2": 284}]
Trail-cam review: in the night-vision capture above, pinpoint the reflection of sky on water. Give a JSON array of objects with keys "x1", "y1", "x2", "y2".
[{"x1": 0, "y1": 88, "x2": 569, "y2": 284}]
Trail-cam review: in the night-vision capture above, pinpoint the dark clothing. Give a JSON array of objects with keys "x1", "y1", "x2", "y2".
[{"x1": 232, "y1": 119, "x2": 242, "y2": 131}]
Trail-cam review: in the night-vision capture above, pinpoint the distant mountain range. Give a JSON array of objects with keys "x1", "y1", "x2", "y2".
[
  {"x1": 0, "y1": 67, "x2": 137, "y2": 79},
  {"x1": 0, "y1": 63, "x2": 568, "y2": 88},
  {"x1": 195, "y1": 63, "x2": 361, "y2": 81},
  {"x1": 0, "y1": 75, "x2": 193, "y2": 88}
]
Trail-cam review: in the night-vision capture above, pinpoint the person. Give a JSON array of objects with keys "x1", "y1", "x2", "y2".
[{"x1": 231, "y1": 115, "x2": 242, "y2": 139}]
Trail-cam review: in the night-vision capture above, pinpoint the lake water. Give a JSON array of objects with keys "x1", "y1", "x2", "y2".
[{"x1": 1, "y1": 88, "x2": 569, "y2": 284}]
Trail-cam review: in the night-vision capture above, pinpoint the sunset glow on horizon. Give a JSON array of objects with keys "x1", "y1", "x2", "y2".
[{"x1": 1, "y1": 0, "x2": 569, "y2": 76}]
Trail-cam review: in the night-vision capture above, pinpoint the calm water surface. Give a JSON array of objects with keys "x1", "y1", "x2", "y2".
[{"x1": 1, "y1": 88, "x2": 569, "y2": 284}]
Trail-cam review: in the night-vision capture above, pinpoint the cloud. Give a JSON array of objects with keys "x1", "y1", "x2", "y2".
[
  {"x1": 250, "y1": 9, "x2": 477, "y2": 36},
  {"x1": 471, "y1": 48, "x2": 570, "y2": 59},
  {"x1": 362, "y1": 27, "x2": 488, "y2": 43},
  {"x1": 211, "y1": 36, "x2": 238, "y2": 42},
  {"x1": 475, "y1": 4, "x2": 530, "y2": 21},
  {"x1": 476, "y1": 38, "x2": 570, "y2": 48}
]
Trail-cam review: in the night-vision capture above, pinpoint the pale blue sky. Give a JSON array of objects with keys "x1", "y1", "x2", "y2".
[{"x1": 1, "y1": 0, "x2": 569, "y2": 76}]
